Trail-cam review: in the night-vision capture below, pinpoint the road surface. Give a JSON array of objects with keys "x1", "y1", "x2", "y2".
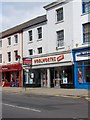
[{"x1": 2, "y1": 92, "x2": 89, "y2": 119}]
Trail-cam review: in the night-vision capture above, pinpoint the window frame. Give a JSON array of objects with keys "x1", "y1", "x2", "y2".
[
  {"x1": 82, "y1": 1, "x2": 90, "y2": 14},
  {"x1": 14, "y1": 35, "x2": 18, "y2": 44},
  {"x1": 8, "y1": 37, "x2": 11, "y2": 46},
  {"x1": 83, "y1": 23, "x2": 90, "y2": 43},
  {"x1": 56, "y1": 30, "x2": 64, "y2": 48},
  {"x1": 14, "y1": 50, "x2": 18, "y2": 61},
  {"x1": 0, "y1": 54, "x2": 2, "y2": 63},
  {"x1": 56, "y1": 7, "x2": 63, "y2": 22},
  {"x1": 37, "y1": 27, "x2": 42, "y2": 40},
  {"x1": 38, "y1": 47, "x2": 42, "y2": 54},
  {"x1": 29, "y1": 49, "x2": 33, "y2": 55},
  {"x1": 28, "y1": 30, "x2": 33, "y2": 42},
  {"x1": 0, "y1": 40, "x2": 2, "y2": 48},
  {"x1": 7, "y1": 52, "x2": 11, "y2": 62}
]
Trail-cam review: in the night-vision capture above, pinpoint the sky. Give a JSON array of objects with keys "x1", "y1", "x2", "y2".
[{"x1": 0, "y1": 0, "x2": 55, "y2": 32}]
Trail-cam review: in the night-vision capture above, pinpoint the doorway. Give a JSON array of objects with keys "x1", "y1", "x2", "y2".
[{"x1": 5, "y1": 72, "x2": 10, "y2": 83}]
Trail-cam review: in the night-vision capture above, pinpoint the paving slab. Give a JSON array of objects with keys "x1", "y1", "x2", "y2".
[{"x1": 2, "y1": 87, "x2": 89, "y2": 99}]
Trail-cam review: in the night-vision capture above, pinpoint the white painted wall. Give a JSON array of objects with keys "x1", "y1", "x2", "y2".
[
  {"x1": 72, "y1": 0, "x2": 89, "y2": 48},
  {"x1": 45, "y1": 0, "x2": 89, "y2": 53},
  {"x1": 0, "y1": 32, "x2": 23, "y2": 65},
  {"x1": 23, "y1": 24, "x2": 48, "y2": 58},
  {"x1": 45, "y1": 1, "x2": 74, "y2": 53}
]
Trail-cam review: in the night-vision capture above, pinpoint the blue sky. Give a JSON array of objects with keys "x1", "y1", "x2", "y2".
[{"x1": 0, "y1": 0, "x2": 54, "y2": 32}]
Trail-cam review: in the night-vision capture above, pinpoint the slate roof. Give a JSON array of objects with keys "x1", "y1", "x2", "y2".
[{"x1": 0, "y1": 15, "x2": 47, "y2": 39}]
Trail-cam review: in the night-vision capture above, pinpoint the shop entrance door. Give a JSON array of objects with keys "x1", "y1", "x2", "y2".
[{"x1": 5, "y1": 72, "x2": 10, "y2": 83}]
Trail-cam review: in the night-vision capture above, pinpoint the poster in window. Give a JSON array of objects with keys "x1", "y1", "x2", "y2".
[
  {"x1": 63, "y1": 77, "x2": 67, "y2": 84},
  {"x1": 78, "y1": 68, "x2": 83, "y2": 83}
]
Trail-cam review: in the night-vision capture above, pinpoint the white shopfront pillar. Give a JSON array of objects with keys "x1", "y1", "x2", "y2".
[
  {"x1": 26, "y1": 69, "x2": 29, "y2": 84},
  {"x1": 47, "y1": 68, "x2": 50, "y2": 88}
]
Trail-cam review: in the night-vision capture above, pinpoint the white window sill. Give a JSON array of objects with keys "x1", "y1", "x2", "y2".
[
  {"x1": 13, "y1": 43, "x2": 18, "y2": 46},
  {"x1": 37, "y1": 38, "x2": 42, "y2": 41},
  {"x1": 55, "y1": 20, "x2": 64, "y2": 24},
  {"x1": 82, "y1": 42, "x2": 90, "y2": 45},
  {"x1": 7, "y1": 45, "x2": 11, "y2": 47},
  {"x1": 28, "y1": 41, "x2": 33, "y2": 44},
  {"x1": 81, "y1": 12, "x2": 90, "y2": 16},
  {"x1": 14, "y1": 60, "x2": 18, "y2": 63},
  {"x1": 56, "y1": 46, "x2": 64, "y2": 50},
  {"x1": 7, "y1": 62, "x2": 11, "y2": 64}
]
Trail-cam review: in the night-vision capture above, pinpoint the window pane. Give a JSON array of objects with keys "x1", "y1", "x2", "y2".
[
  {"x1": 29, "y1": 31, "x2": 32, "y2": 41},
  {"x1": 38, "y1": 47, "x2": 42, "y2": 54},
  {"x1": 14, "y1": 50, "x2": 18, "y2": 61},
  {"x1": 78, "y1": 68, "x2": 83, "y2": 83},
  {"x1": 29, "y1": 49, "x2": 33, "y2": 55},
  {"x1": 84, "y1": 66, "x2": 90, "y2": 82},
  {"x1": 83, "y1": 23, "x2": 90, "y2": 42},
  {"x1": 0, "y1": 54, "x2": 2, "y2": 63},
  {"x1": 8, "y1": 37, "x2": 11, "y2": 45},
  {"x1": 57, "y1": 30, "x2": 64, "y2": 47},
  {"x1": 15, "y1": 35, "x2": 18, "y2": 43},
  {"x1": 0, "y1": 40, "x2": 2, "y2": 47},
  {"x1": 56, "y1": 8, "x2": 63, "y2": 21},
  {"x1": 37, "y1": 27, "x2": 42, "y2": 39},
  {"x1": 8, "y1": 52, "x2": 11, "y2": 62},
  {"x1": 83, "y1": 1, "x2": 90, "y2": 13}
]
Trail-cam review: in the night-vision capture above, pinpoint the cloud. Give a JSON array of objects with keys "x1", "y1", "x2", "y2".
[{"x1": 1, "y1": 2, "x2": 48, "y2": 32}]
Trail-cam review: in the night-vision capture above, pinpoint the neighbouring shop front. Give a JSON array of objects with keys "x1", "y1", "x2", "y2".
[
  {"x1": 72, "y1": 47, "x2": 90, "y2": 89},
  {"x1": 0, "y1": 63, "x2": 22, "y2": 87},
  {"x1": 24, "y1": 51, "x2": 74, "y2": 88}
]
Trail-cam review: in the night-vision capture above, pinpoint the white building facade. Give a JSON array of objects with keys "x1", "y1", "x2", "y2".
[
  {"x1": 23, "y1": 0, "x2": 75, "y2": 88},
  {"x1": 23, "y1": 0, "x2": 90, "y2": 89},
  {"x1": 0, "y1": 29, "x2": 23, "y2": 87}
]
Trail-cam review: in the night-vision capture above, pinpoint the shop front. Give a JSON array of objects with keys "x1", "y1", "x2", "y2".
[
  {"x1": 23, "y1": 58, "x2": 40, "y2": 87},
  {"x1": 32, "y1": 51, "x2": 74, "y2": 88},
  {"x1": 0, "y1": 64, "x2": 22, "y2": 87},
  {"x1": 72, "y1": 47, "x2": 90, "y2": 89}
]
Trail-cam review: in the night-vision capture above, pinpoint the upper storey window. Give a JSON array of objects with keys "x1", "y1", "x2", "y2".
[
  {"x1": 82, "y1": 1, "x2": 90, "y2": 14},
  {"x1": 8, "y1": 37, "x2": 11, "y2": 45},
  {"x1": 0, "y1": 40, "x2": 2, "y2": 48},
  {"x1": 7, "y1": 52, "x2": 11, "y2": 62},
  {"x1": 28, "y1": 30, "x2": 33, "y2": 41},
  {"x1": 14, "y1": 35, "x2": 18, "y2": 44},
  {"x1": 56, "y1": 8, "x2": 63, "y2": 22},
  {"x1": 37, "y1": 27, "x2": 42, "y2": 39},
  {"x1": 57, "y1": 30, "x2": 64, "y2": 48},
  {"x1": 38, "y1": 47, "x2": 42, "y2": 54},
  {"x1": 83, "y1": 22, "x2": 90, "y2": 43},
  {"x1": 0, "y1": 54, "x2": 2, "y2": 63}
]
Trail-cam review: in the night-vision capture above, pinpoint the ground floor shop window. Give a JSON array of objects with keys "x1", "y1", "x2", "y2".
[
  {"x1": 77, "y1": 60, "x2": 90, "y2": 83},
  {"x1": 54, "y1": 66, "x2": 73, "y2": 85},
  {"x1": 52, "y1": 66, "x2": 74, "y2": 88},
  {"x1": 41, "y1": 69, "x2": 47, "y2": 87}
]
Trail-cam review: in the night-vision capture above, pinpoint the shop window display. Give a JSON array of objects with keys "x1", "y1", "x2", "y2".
[
  {"x1": 78, "y1": 68, "x2": 83, "y2": 83},
  {"x1": 77, "y1": 61, "x2": 90, "y2": 83}
]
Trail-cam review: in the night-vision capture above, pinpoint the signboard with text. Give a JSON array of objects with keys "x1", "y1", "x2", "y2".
[{"x1": 32, "y1": 53, "x2": 72, "y2": 66}]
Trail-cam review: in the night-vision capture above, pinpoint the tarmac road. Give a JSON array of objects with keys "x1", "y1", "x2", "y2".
[{"x1": 2, "y1": 92, "x2": 89, "y2": 119}]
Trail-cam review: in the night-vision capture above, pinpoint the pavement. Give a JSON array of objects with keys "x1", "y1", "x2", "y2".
[{"x1": 1, "y1": 87, "x2": 90, "y2": 101}]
